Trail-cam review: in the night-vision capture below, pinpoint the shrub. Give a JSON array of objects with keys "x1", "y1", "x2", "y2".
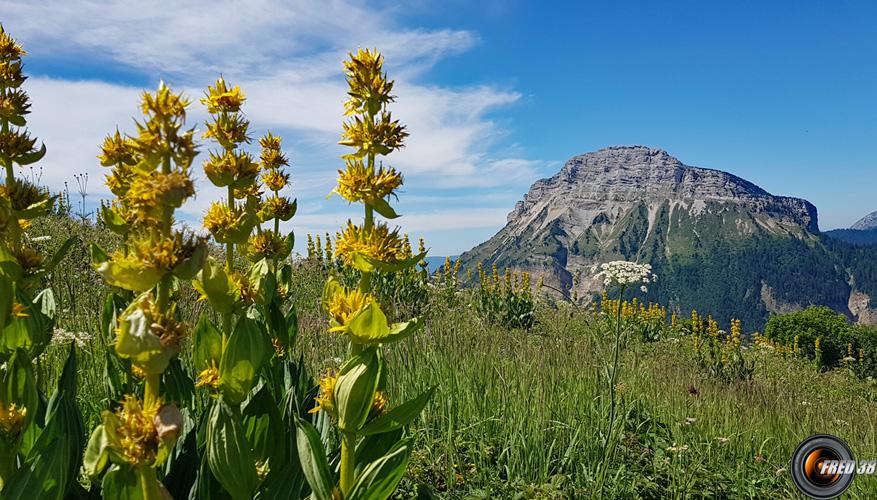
[{"x1": 764, "y1": 306, "x2": 852, "y2": 368}]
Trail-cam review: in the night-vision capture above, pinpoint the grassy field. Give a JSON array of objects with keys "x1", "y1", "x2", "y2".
[{"x1": 24, "y1": 214, "x2": 877, "y2": 498}]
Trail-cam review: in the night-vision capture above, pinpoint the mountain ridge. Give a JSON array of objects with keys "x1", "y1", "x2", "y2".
[{"x1": 457, "y1": 145, "x2": 877, "y2": 328}]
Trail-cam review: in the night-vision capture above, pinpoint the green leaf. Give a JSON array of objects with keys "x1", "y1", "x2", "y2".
[
  {"x1": 359, "y1": 386, "x2": 435, "y2": 436},
  {"x1": 83, "y1": 424, "x2": 112, "y2": 477},
  {"x1": 0, "y1": 243, "x2": 23, "y2": 282},
  {"x1": 347, "y1": 442, "x2": 411, "y2": 500},
  {"x1": 219, "y1": 316, "x2": 271, "y2": 405},
  {"x1": 369, "y1": 197, "x2": 399, "y2": 219},
  {"x1": 193, "y1": 257, "x2": 236, "y2": 314},
  {"x1": 100, "y1": 204, "x2": 130, "y2": 236},
  {"x1": 1, "y1": 350, "x2": 40, "y2": 436},
  {"x1": 193, "y1": 314, "x2": 222, "y2": 374},
  {"x1": 241, "y1": 384, "x2": 286, "y2": 465},
  {"x1": 383, "y1": 317, "x2": 423, "y2": 345},
  {"x1": 0, "y1": 275, "x2": 12, "y2": 330},
  {"x1": 248, "y1": 259, "x2": 275, "y2": 305},
  {"x1": 114, "y1": 296, "x2": 174, "y2": 375},
  {"x1": 285, "y1": 307, "x2": 299, "y2": 348},
  {"x1": 2, "y1": 288, "x2": 50, "y2": 353},
  {"x1": 15, "y1": 143, "x2": 47, "y2": 166},
  {"x1": 206, "y1": 398, "x2": 260, "y2": 500},
  {"x1": 294, "y1": 417, "x2": 334, "y2": 500},
  {"x1": 335, "y1": 346, "x2": 382, "y2": 432},
  {"x1": 354, "y1": 428, "x2": 403, "y2": 476},
  {"x1": 172, "y1": 240, "x2": 207, "y2": 280},
  {"x1": 45, "y1": 236, "x2": 79, "y2": 272},
  {"x1": 4, "y1": 346, "x2": 86, "y2": 500},
  {"x1": 351, "y1": 251, "x2": 426, "y2": 274},
  {"x1": 347, "y1": 302, "x2": 390, "y2": 344},
  {"x1": 100, "y1": 464, "x2": 170, "y2": 500}
]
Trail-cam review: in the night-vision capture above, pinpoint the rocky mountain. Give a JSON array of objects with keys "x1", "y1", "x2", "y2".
[
  {"x1": 851, "y1": 211, "x2": 877, "y2": 231},
  {"x1": 458, "y1": 145, "x2": 877, "y2": 329}
]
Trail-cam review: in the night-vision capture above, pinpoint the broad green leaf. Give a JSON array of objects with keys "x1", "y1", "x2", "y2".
[
  {"x1": 382, "y1": 317, "x2": 423, "y2": 345},
  {"x1": 193, "y1": 258, "x2": 236, "y2": 314},
  {"x1": 206, "y1": 398, "x2": 260, "y2": 500},
  {"x1": 347, "y1": 302, "x2": 390, "y2": 344},
  {"x1": 335, "y1": 346, "x2": 382, "y2": 432},
  {"x1": 294, "y1": 417, "x2": 334, "y2": 500},
  {"x1": 359, "y1": 386, "x2": 435, "y2": 436},
  {"x1": 2, "y1": 289, "x2": 50, "y2": 352},
  {"x1": 347, "y1": 442, "x2": 410, "y2": 500},
  {"x1": 192, "y1": 314, "x2": 222, "y2": 374},
  {"x1": 219, "y1": 316, "x2": 271, "y2": 405},
  {"x1": 115, "y1": 297, "x2": 173, "y2": 375},
  {"x1": 4, "y1": 347, "x2": 85, "y2": 500},
  {"x1": 241, "y1": 384, "x2": 286, "y2": 465}
]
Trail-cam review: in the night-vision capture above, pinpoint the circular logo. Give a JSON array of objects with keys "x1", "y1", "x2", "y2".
[{"x1": 791, "y1": 435, "x2": 856, "y2": 499}]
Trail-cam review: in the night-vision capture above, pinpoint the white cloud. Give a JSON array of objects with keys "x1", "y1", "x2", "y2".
[{"x1": 2, "y1": 0, "x2": 545, "y2": 254}]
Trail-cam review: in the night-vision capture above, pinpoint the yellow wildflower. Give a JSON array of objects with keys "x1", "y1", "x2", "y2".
[
  {"x1": 325, "y1": 286, "x2": 375, "y2": 331},
  {"x1": 343, "y1": 48, "x2": 395, "y2": 116},
  {"x1": 370, "y1": 391, "x2": 389, "y2": 419},
  {"x1": 310, "y1": 372, "x2": 338, "y2": 416},
  {"x1": 203, "y1": 150, "x2": 259, "y2": 188},
  {"x1": 0, "y1": 25, "x2": 27, "y2": 60},
  {"x1": 262, "y1": 169, "x2": 289, "y2": 192},
  {"x1": 339, "y1": 111, "x2": 407, "y2": 157},
  {"x1": 140, "y1": 81, "x2": 189, "y2": 121},
  {"x1": 124, "y1": 171, "x2": 194, "y2": 225},
  {"x1": 246, "y1": 231, "x2": 288, "y2": 261},
  {"x1": 115, "y1": 395, "x2": 162, "y2": 465},
  {"x1": 195, "y1": 362, "x2": 221, "y2": 389},
  {"x1": 204, "y1": 112, "x2": 250, "y2": 148},
  {"x1": 334, "y1": 221, "x2": 407, "y2": 265},
  {"x1": 258, "y1": 196, "x2": 295, "y2": 222},
  {"x1": 99, "y1": 129, "x2": 138, "y2": 167},
  {"x1": 11, "y1": 301, "x2": 29, "y2": 318},
  {"x1": 334, "y1": 160, "x2": 402, "y2": 203},
  {"x1": 0, "y1": 402, "x2": 27, "y2": 439},
  {"x1": 201, "y1": 77, "x2": 246, "y2": 114}
]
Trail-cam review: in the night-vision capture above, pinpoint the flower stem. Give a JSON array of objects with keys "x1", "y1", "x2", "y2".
[
  {"x1": 596, "y1": 285, "x2": 626, "y2": 497},
  {"x1": 225, "y1": 185, "x2": 235, "y2": 274},
  {"x1": 339, "y1": 430, "x2": 356, "y2": 494},
  {"x1": 144, "y1": 373, "x2": 161, "y2": 409}
]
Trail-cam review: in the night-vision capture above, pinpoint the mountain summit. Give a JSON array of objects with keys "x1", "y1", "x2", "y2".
[
  {"x1": 458, "y1": 146, "x2": 877, "y2": 328},
  {"x1": 851, "y1": 211, "x2": 877, "y2": 231}
]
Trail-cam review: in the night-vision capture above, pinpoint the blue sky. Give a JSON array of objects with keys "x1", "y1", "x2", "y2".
[{"x1": 3, "y1": 1, "x2": 875, "y2": 255}]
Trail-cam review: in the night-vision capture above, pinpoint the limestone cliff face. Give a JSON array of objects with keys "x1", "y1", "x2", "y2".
[
  {"x1": 505, "y1": 146, "x2": 817, "y2": 237},
  {"x1": 458, "y1": 145, "x2": 877, "y2": 328}
]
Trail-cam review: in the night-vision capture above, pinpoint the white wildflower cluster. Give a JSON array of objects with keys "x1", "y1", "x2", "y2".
[
  {"x1": 591, "y1": 261, "x2": 655, "y2": 293},
  {"x1": 50, "y1": 328, "x2": 92, "y2": 348}
]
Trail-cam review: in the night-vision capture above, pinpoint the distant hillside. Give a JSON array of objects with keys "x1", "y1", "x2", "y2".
[
  {"x1": 824, "y1": 228, "x2": 877, "y2": 246},
  {"x1": 823, "y1": 211, "x2": 877, "y2": 245},
  {"x1": 457, "y1": 146, "x2": 877, "y2": 329}
]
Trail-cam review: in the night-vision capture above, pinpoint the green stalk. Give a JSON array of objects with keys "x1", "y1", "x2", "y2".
[
  {"x1": 339, "y1": 431, "x2": 356, "y2": 494},
  {"x1": 144, "y1": 373, "x2": 161, "y2": 409},
  {"x1": 2, "y1": 119, "x2": 12, "y2": 186},
  {"x1": 596, "y1": 285, "x2": 626, "y2": 497},
  {"x1": 225, "y1": 184, "x2": 235, "y2": 274}
]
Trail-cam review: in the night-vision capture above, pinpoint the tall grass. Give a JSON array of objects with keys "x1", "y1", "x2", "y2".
[{"x1": 26, "y1": 216, "x2": 877, "y2": 498}]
